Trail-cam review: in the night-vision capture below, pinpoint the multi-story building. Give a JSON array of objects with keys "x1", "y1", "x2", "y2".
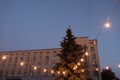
[{"x1": 0, "y1": 37, "x2": 101, "y2": 80}]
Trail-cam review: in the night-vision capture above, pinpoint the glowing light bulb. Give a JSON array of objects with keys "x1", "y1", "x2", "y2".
[
  {"x1": 63, "y1": 71, "x2": 65, "y2": 75},
  {"x1": 51, "y1": 70, "x2": 54, "y2": 74},
  {"x1": 105, "y1": 66, "x2": 109, "y2": 70},
  {"x1": 43, "y1": 69, "x2": 47, "y2": 72},
  {"x1": 80, "y1": 58, "x2": 84, "y2": 62},
  {"x1": 96, "y1": 68, "x2": 99, "y2": 71},
  {"x1": 81, "y1": 69, "x2": 84, "y2": 73},
  {"x1": 85, "y1": 52, "x2": 88, "y2": 56},
  {"x1": 2, "y1": 56, "x2": 7, "y2": 60},
  {"x1": 77, "y1": 62, "x2": 81, "y2": 66},
  {"x1": 57, "y1": 71, "x2": 60, "y2": 74},
  {"x1": 34, "y1": 66, "x2": 37, "y2": 70},
  {"x1": 20, "y1": 62, "x2": 24, "y2": 66}
]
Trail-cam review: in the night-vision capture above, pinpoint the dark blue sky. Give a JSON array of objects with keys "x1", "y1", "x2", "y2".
[{"x1": 0, "y1": 0, "x2": 120, "y2": 77}]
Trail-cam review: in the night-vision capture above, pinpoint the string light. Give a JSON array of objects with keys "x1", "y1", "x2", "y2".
[
  {"x1": 2, "y1": 55, "x2": 7, "y2": 60},
  {"x1": 62, "y1": 71, "x2": 65, "y2": 75},
  {"x1": 73, "y1": 65, "x2": 78, "y2": 70},
  {"x1": 20, "y1": 62, "x2": 24, "y2": 66},
  {"x1": 57, "y1": 71, "x2": 60, "y2": 74},
  {"x1": 77, "y1": 62, "x2": 81, "y2": 66},
  {"x1": 105, "y1": 66, "x2": 109, "y2": 70},
  {"x1": 96, "y1": 68, "x2": 99, "y2": 71},
  {"x1": 51, "y1": 70, "x2": 54, "y2": 74},
  {"x1": 81, "y1": 69, "x2": 84, "y2": 73},
  {"x1": 43, "y1": 69, "x2": 47, "y2": 72},
  {"x1": 85, "y1": 52, "x2": 88, "y2": 56},
  {"x1": 33, "y1": 66, "x2": 37, "y2": 70},
  {"x1": 80, "y1": 58, "x2": 84, "y2": 62}
]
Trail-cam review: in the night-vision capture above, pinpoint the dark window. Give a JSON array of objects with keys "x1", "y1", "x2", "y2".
[
  {"x1": 47, "y1": 51, "x2": 49, "y2": 53},
  {"x1": 46, "y1": 56, "x2": 49, "y2": 61},
  {"x1": 28, "y1": 53, "x2": 30, "y2": 54},
  {"x1": 91, "y1": 47, "x2": 95, "y2": 52},
  {"x1": 90, "y1": 42, "x2": 94, "y2": 44},
  {"x1": 53, "y1": 51, "x2": 56, "y2": 53},
  {"x1": 92, "y1": 53, "x2": 96, "y2": 59},
  {"x1": 92, "y1": 62, "x2": 97, "y2": 66},
  {"x1": 34, "y1": 52, "x2": 36, "y2": 54},
  {"x1": 40, "y1": 56, "x2": 42, "y2": 60},
  {"x1": 40, "y1": 52, "x2": 43, "y2": 53}
]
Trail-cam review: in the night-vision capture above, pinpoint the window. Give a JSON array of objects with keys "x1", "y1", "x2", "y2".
[
  {"x1": 27, "y1": 57, "x2": 30, "y2": 61},
  {"x1": 92, "y1": 53, "x2": 96, "y2": 59},
  {"x1": 53, "y1": 51, "x2": 56, "y2": 53},
  {"x1": 40, "y1": 52, "x2": 43, "y2": 53},
  {"x1": 22, "y1": 53, "x2": 24, "y2": 55},
  {"x1": 90, "y1": 42, "x2": 94, "y2": 44},
  {"x1": 90, "y1": 41, "x2": 96, "y2": 45},
  {"x1": 52, "y1": 56, "x2": 56, "y2": 60},
  {"x1": 46, "y1": 51, "x2": 49, "y2": 53},
  {"x1": 52, "y1": 64, "x2": 55, "y2": 67},
  {"x1": 34, "y1": 52, "x2": 36, "y2": 54},
  {"x1": 46, "y1": 56, "x2": 49, "y2": 61},
  {"x1": 84, "y1": 44, "x2": 88, "y2": 50},
  {"x1": 39, "y1": 62, "x2": 41, "y2": 65},
  {"x1": 92, "y1": 62, "x2": 97, "y2": 66},
  {"x1": 45, "y1": 62, "x2": 49, "y2": 67},
  {"x1": 94, "y1": 71, "x2": 98, "y2": 76},
  {"x1": 40, "y1": 56, "x2": 42, "y2": 60},
  {"x1": 33, "y1": 56, "x2": 36, "y2": 61},
  {"x1": 91, "y1": 47, "x2": 95, "y2": 52}
]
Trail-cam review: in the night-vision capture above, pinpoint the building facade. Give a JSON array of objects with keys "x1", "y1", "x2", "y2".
[{"x1": 0, "y1": 37, "x2": 101, "y2": 80}]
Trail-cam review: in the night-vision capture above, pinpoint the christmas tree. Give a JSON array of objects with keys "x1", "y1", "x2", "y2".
[{"x1": 54, "y1": 27, "x2": 88, "y2": 80}]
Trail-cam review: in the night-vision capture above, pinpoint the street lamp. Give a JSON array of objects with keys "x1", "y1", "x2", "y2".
[
  {"x1": 104, "y1": 21, "x2": 110, "y2": 28},
  {"x1": 95, "y1": 20, "x2": 111, "y2": 38}
]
